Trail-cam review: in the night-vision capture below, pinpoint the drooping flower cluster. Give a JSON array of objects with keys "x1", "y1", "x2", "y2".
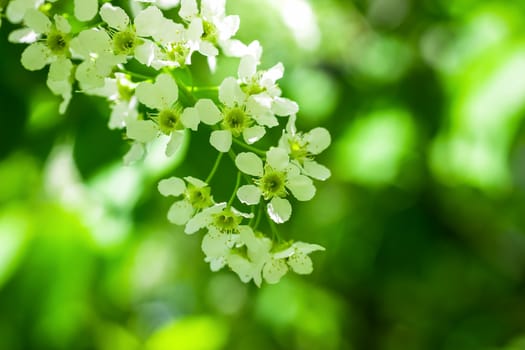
[{"x1": 3, "y1": 0, "x2": 331, "y2": 286}]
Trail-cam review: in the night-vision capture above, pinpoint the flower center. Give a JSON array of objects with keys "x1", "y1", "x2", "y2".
[
  {"x1": 241, "y1": 82, "x2": 265, "y2": 96},
  {"x1": 113, "y1": 30, "x2": 137, "y2": 55},
  {"x1": 213, "y1": 209, "x2": 241, "y2": 233},
  {"x1": 186, "y1": 186, "x2": 212, "y2": 209},
  {"x1": 202, "y1": 20, "x2": 218, "y2": 43},
  {"x1": 117, "y1": 81, "x2": 134, "y2": 101},
  {"x1": 289, "y1": 137, "x2": 308, "y2": 163},
  {"x1": 259, "y1": 169, "x2": 287, "y2": 199},
  {"x1": 158, "y1": 109, "x2": 182, "y2": 135},
  {"x1": 46, "y1": 31, "x2": 68, "y2": 55},
  {"x1": 222, "y1": 107, "x2": 251, "y2": 137},
  {"x1": 167, "y1": 44, "x2": 190, "y2": 67}
]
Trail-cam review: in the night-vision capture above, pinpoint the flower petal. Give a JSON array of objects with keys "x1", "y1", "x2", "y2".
[
  {"x1": 23, "y1": 9, "x2": 51, "y2": 34},
  {"x1": 195, "y1": 99, "x2": 222, "y2": 125},
  {"x1": 134, "y1": 5, "x2": 164, "y2": 37},
  {"x1": 181, "y1": 107, "x2": 200, "y2": 131},
  {"x1": 70, "y1": 29, "x2": 112, "y2": 57},
  {"x1": 123, "y1": 142, "x2": 144, "y2": 165},
  {"x1": 21, "y1": 42, "x2": 51, "y2": 71},
  {"x1": 235, "y1": 152, "x2": 264, "y2": 177},
  {"x1": 227, "y1": 254, "x2": 256, "y2": 284},
  {"x1": 266, "y1": 146, "x2": 289, "y2": 171},
  {"x1": 267, "y1": 197, "x2": 291, "y2": 223},
  {"x1": 54, "y1": 15, "x2": 71, "y2": 33},
  {"x1": 8, "y1": 28, "x2": 39, "y2": 44},
  {"x1": 272, "y1": 97, "x2": 299, "y2": 116},
  {"x1": 287, "y1": 253, "x2": 313, "y2": 275},
  {"x1": 209, "y1": 130, "x2": 232, "y2": 153},
  {"x1": 237, "y1": 185, "x2": 261, "y2": 205},
  {"x1": 302, "y1": 160, "x2": 331, "y2": 181},
  {"x1": 126, "y1": 119, "x2": 158, "y2": 143},
  {"x1": 158, "y1": 177, "x2": 186, "y2": 197},
  {"x1": 179, "y1": 0, "x2": 198, "y2": 20},
  {"x1": 262, "y1": 258, "x2": 288, "y2": 284},
  {"x1": 185, "y1": 203, "x2": 226, "y2": 234},
  {"x1": 198, "y1": 41, "x2": 219, "y2": 57},
  {"x1": 166, "y1": 131, "x2": 184, "y2": 156},
  {"x1": 136, "y1": 73, "x2": 178, "y2": 110},
  {"x1": 185, "y1": 176, "x2": 208, "y2": 188},
  {"x1": 287, "y1": 174, "x2": 316, "y2": 201},
  {"x1": 242, "y1": 126, "x2": 265, "y2": 144},
  {"x1": 261, "y1": 62, "x2": 284, "y2": 87},
  {"x1": 238, "y1": 54, "x2": 257, "y2": 80},
  {"x1": 74, "y1": 0, "x2": 98, "y2": 22},
  {"x1": 167, "y1": 199, "x2": 194, "y2": 225},
  {"x1": 99, "y1": 3, "x2": 129, "y2": 31},
  {"x1": 219, "y1": 77, "x2": 245, "y2": 107},
  {"x1": 306, "y1": 127, "x2": 331, "y2": 154}
]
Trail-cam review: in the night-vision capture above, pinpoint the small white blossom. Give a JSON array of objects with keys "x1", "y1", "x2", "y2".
[
  {"x1": 235, "y1": 147, "x2": 316, "y2": 223},
  {"x1": 273, "y1": 241, "x2": 325, "y2": 275},
  {"x1": 133, "y1": 73, "x2": 199, "y2": 156},
  {"x1": 99, "y1": 4, "x2": 186, "y2": 68},
  {"x1": 84, "y1": 73, "x2": 139, "y2": 129},
  {"x1": 278, "y1": 114, "x2": 332, "y2": 181},
  {"x1": 70, "y1": 28, "x2": 126, "y2": 90},
  {"x1": 236, "y1": 41, "x2": 299, "y2": 118},
  {"x1": 15, "y1": 10, "x2": 73, "y2": 113},
  {"x1": 227, "y1": 226, "x2": 294, "y2": 286},
  {"x1": 179, "y1": 0, "x2": 240, "y2": 66},
  {"x1": 200, "y1": 75, "x2": 280, "y2": 152},
  {"x1": 158, "y1": 176, "x2": 214, "y2": 225},
  {"x1": 201, "y1": 226, "x2": 241, "y2": 271},
  {"x1": 185, "y1": 203, "x2": 252, "y2": 235}
]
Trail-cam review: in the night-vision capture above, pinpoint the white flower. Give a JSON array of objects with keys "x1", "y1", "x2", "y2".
[
  {"x1": 132, "y1": 73, "x2": 200, "y2": 156},
  {"x1": 278, "y1": 114, "x2": 332, "y2": 181},
  {"x1": 99, "y1": 4, "x2": 185, "y2": 68},
  {"x1": 202, "y1": 76, "x2": 278, "y2": 153},
  {"x1": 273, "y1": 241, "x2": 325, "y2": 275},
  {"x1": 179, "y1": 0, "x2": 240, "y2": 60},
  {"x1": 18, "y1": 10, "x2": 71, "y2": 70},
  {"x1": 83, "y1": 73, "x2": 139, "y2": 129},
  {"x1": 235, "y1": 147, "x2": 316, "y2": 223},
  {"x1": 226, "y1": 226, "x2": 288, "y2": 286},
  {"x1": 15, "y1": 10, "x2": 74, "y2": 113},
  {"x1": 227, "y1": 227, "x2": 325, "y2": 286},
  {"x1": 236, "y1": 41, "x2": 299, "y2": 117},
  {"x1": 158, "y1": 176, "x2": 214, "y2": 225},
  {"x1": 70, "y1": 28, "x2": 126, "y2": 90},
  {"x1": 201, "y1": 226, "x2": 241, "y2": 271},
  {"x1": 185, "y1": 203, "x2": 252, "y2": 234},
  {"x1": 46, "y1": 56, "x2": 73, "y2": 114}
]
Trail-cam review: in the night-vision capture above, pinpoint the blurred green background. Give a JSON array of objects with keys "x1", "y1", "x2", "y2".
[{"x1": 2, "y1": 0, "x2": 525, "y2": 349}]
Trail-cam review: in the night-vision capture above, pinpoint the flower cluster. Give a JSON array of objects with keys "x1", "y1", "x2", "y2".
[{"x1": 3, "y1": 0, "x2": 331, "y2": 286}]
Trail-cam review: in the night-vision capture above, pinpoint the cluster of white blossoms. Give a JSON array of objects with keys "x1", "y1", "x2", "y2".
[{"x1": 3, "y1": 0, "x2": 331, "y2": 286}]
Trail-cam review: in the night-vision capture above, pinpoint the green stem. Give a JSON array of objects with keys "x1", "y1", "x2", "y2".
[
  {"x1": 184, "y1": 66, "x2": 194, "y2": 93},
  {"x1": 120, "y1": 69, "x2": 153, "y2": 81},
  {"x1": 227, "y1": 171, "x2": 242, "y2": 207},
  {"x1": 252, "y1": 203, "x2": 263, "y2": 229},
  {"x1": 266, "y1": 211, "x2": 283, "y2": 242},
  {"x1": 193, "y1": 86, "x2": 219, "y2": 92},
  {"x1": 205, "y1": 152, "x2": 223, "y2": 183},
  {"x1": 232, "y1": 138, "x2": 266, "y2": 156}
]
